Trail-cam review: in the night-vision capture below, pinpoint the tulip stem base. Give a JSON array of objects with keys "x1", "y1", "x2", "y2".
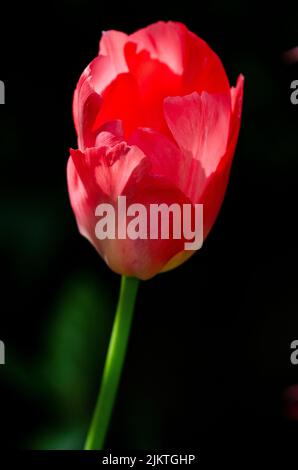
[{"x1": 84, "y1": 275, "x2": 140, "y2": 450}]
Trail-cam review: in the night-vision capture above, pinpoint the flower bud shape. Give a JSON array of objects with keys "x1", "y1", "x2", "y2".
[{"x1": 67, "y1": 21, "x2": 244, "y2": 280}]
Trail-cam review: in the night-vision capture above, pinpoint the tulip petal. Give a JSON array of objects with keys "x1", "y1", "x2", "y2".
[
  {"x1": 124, "y1": 43, "x2": 181, "y2": 136},
  {"x1": 129, "y1": 126, "x2": 206, "y2": 204},
  {"x1": 161, "y1": 76, "x2": 244, "y2": 273},
  {"x1": 126, "y1": 21, "x2": 230, "y2": 94},
  {"x1": 73, "y1": 55, "x2": 122, "y2": 149},
  {"x1": 67, "y1": 139, "x2": 150, "y2": 265},
  {"x1": 73, "y1": 61, "x2": 102, "y2": 149},
  {"x1": 125, "y1": 21, "x2": 185, "y2": 75},
  {"x1": 199, "y1": 75, "x2": 244, "y2": 237},
  {"x1": 96, "y1": 177, "x2": 195, "y2": 280},
  {"x1": 77, "y1": 22, "x2": 231, "y2": 144},
  {"x1": 99, "y1": 30, "x2": 129, "y2": 74},
  {"x1": 67, "y1": 157, "x2": 98, "y2": 247},
  {"x1": 230, "y1": 74, "x2": 245, "y2": 146},
  {"x1": 178, "y1": 24, "x2": 230, "y2": 95},
  {"x1": 91, "y1": 72, "x2": 142, "y2": 138},
  {"x1": 164, "y1": 91, "x2": 231, "y2": 200},
  {"x1": 67, "y1": 147, "x2": 198, "y2": 280},
  {"x1": 129, "y1": 127, "x2": 184, "y2": 188},
  {"x1": 94, "y1": 120, "x2": 124, "y2": 145},
  {"x1": 69, "y1": 139, "x2": 148, "y2": 202}
]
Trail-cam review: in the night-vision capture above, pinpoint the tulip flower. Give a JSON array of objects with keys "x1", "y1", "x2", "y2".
[{"x1": 67, "y1": 21, "x2": 244, "y2": 449}]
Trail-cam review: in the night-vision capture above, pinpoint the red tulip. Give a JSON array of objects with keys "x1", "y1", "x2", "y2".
[{"x1": 67, "y1": 21, "x2": 244, "y2": 280}]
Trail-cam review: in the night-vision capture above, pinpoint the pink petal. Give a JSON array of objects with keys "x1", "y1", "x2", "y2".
[
  {"x1": 73, "y1": 55, "x2": 120, "y2": 149},
  {"x1": 230, "y1": 74, "x2": 245, "y2": 145},
  {"x1": 179, "y1": 24, "x2": 230, "y2": 95},
  {"x1": 129, "y1": 127, "x2": 184, "y2": 189},
  {"x1": 123, "y1": 42, "x2": 181, "y2": 136},
  {"x1": 97, "y1": 177, "x2": 195, "y2": 280},
  {"x1": 126, "y1": 21, "x2": 230, "y2": 95},
  {"x1": 66, "y1": 157, "x2": 98, "y2": 247},
  {"x1": 69, "y1": 138, "x2": 148, "y2": 201},
  {"x1": 199, "y1": 75, "x2": 244, "y2": 237},
  {"x1": 164, "y1": 91, "x2": 231, "y2": 201},
  {"x1": 99, "y1": 30, "x2": 129, "y2": 73},
  {"x1": 67, "y1": 147, "x2": 198, "y2": 280},
  {"x1": 125, "y1": 21, "x2": 185, "y2": 75},
  {"x1": 160, "y1": 75, "x2": 244, "y2": 272},
  {"x1": 128, "y1": 127, "x2": 206, "y2": 205}
]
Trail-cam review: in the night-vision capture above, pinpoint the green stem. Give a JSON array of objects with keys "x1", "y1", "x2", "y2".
[{"x1": 84, "y1": 275, "x2": 140, "y2": 450}]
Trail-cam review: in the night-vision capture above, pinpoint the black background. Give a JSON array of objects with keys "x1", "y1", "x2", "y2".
[{"x1": 0, "y1": 0, "x2": 298, "y2": 464}]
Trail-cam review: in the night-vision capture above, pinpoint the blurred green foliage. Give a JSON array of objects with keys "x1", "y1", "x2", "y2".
[{"x1": 5, "y1": 274, "x2": 113, "y2": 449}]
